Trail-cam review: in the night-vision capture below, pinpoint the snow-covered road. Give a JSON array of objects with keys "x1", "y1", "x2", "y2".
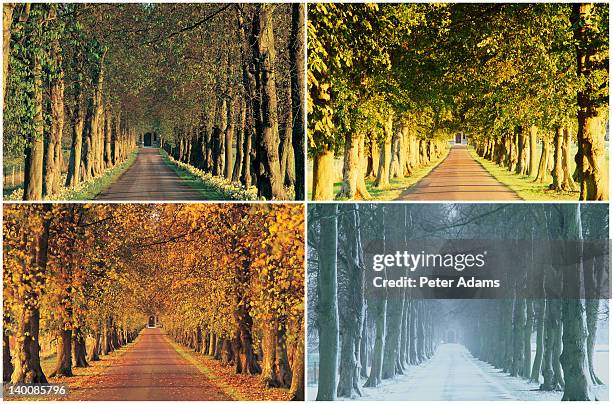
[
  {"x1": 307, "y1": 342, "x2": 609, "y2": 400},
  {"x1": 358, "y1": 343, "x2": 518, "y2": 400}
]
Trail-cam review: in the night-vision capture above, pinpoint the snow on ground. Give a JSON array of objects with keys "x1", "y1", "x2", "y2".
[{"x1": 307, "y1": 343, "x2": 609, "y2": 401}]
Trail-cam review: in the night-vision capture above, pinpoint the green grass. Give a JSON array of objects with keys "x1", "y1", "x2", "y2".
[
  {"x1": 159, "y1": 151, "x2": 228, "y2": 200},
  {"x1": 60, "y1": 150, "x2": 139, "y2": 200},
  {"x1": 467, "y1": 146, "x2": 581, "y2": 201},
  {"x1": 309, "y1": 145, "x2": 450, "y2": 201}
]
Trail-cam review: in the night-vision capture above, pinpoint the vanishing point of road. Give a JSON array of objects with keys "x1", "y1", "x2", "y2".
[
  {"x1": 96, "y1": 148, "x2": 203, "y2": 201},
  {"x1": 70, "y1": 328, "x2": 231, "y2": 400},
  {"x1": 398, "y1": 145, "x2": 521, "y2": 201}
]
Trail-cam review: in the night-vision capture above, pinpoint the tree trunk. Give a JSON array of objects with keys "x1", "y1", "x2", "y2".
[
  {"x1": 261, "y1": 323, "x2": 279, "y2": 387},
  {"x1": 336, "y1": 204, "x2": 365, "y2": 398},
  {"x1": 224, "y1": 80, "x2": 235, "y2": 179},
  {"x1": 409, "y1": 299, "x2": 419, "y2": 365},
  {"x1": 559, "y1": 204, "x2": 593, "y2": 400},
  {"x1": 515, "y1": 126, "x2": 528, "y2": 176},
  {"x1": 290, "y1": 3, "x2": 305, "y2": 200},
  {"x1": 572, "y1": 3, "x2": 608, "y2": 200},
  {"x1": 233, "y1": 242, "x2": 261, "y2": 376},
  {"x1": 374, "y1": 114, "x2": 393, "y2": 188},
  {"x1": 316, "y1": 204, "x2": 338, "y2": 400},
  {"x1": 364, "y1": 207, "x2": 387, "y2": 387},
  {"x1": 382, "y1": 205, "x2": 406, "y2": 379},
  {"x1": 43, "y1": 29, "x2": 64, "y2": 197},
  {"x1": 528, "y1": 126, "x2": 538, "y2": 177},
  {"x1": 232, "y1": 101, "x2": 245, "y2": 183},
  {"x1": 251, "y1": 4, "x2": 288, "y2": 200},
  {"x1": 104, "y1": 108, "x2": 113, "y2": 168},
  {"x1": 339, "y1": 132, "x2": 370, "y2": 199},
  {"x1": 522, "y1": 300, "x2": 534, "y2": 377},
  {"x1": 11, "y1": 207, "x2": 51, "y2": 383},
  {"x1": 3, "y1": 331, "x2": 13, "y2": 382},
  {"x1": 2, "y1": 3, "x2": 16, "y2": 109},
  {"x1": 530, "y1": 299, "x2": 545, "y2": 382},
  {"x1": 72, "y1": 328, "x2": 88, "y2": 368},
  {"x1": 550, "y1": 127, "x2": 563, "y2": 190},
  {"x1": 66, "y1": 79, "x2": 84, "y2": 188},
  {"x1": 561, "y1": 127, "x2": 577, "y2": 191},
  {"x1": 88, "y1": 329, "x2": 101, "y2": 362},
  {"x1": 510, "y1": 297, "x2": 525, "y2": 377},
  {"x1": 585, "y1": 299, "x2": 603, "y2": 385},
  {"x1": 534, "y1": 135, "x2": 550, "y2": 183},
  {"x1": 288, "y1": 318, "x2": 304, "y2": 401},
  {"x1": 312, "y1": 148, "x2": 334, "y2": 200},
  {"x1": 50, "y1": 329, "x2": 72, "y2": 377},
  {"x1": 360, "y1": 309, "x2": 369, "y2": 378},
  {"x1": 23, "y1": 49, "x2": 44, "y2": 201},
  {"x1": 274, "y1": 328, "x2": 291, "y2": 387}
]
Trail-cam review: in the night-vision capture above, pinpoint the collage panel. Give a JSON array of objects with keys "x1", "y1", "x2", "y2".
[
  {"x1": 307, "y1": 3, "x2": 609, "y2": 202},
  {"x1": 3, "y1": 3, "x2": 305, "y2": 202},
  {"x1": 307, "y1": 203, "x2": 609, "y2": 401},
  {"x1": 3, "y1": 203, "x2": 305, "y2": 400}
]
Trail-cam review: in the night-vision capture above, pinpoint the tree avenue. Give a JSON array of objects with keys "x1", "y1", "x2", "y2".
[
  {"x1": 3, "y1": 204, "x2": 305, "y2": 400},
  {"x1": 308, "y1": 203, "x2": 608, "y2": 401},
  {"x1": 3, "y1": 3, "x2": 305, "y2": 201},
  {"x1": 307, "y1": 3, "x2": 609, "y2": 201}
]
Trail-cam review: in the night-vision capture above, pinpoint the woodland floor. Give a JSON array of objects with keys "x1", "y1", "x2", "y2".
[
  {"x1": 308, "y1": 343, "x2": 609, "y2": 401},
  {"x1": 398, "y1": 145, "x2": 522, "y2": 201},
  {"x1": 96, "y1": 147, "x2": 214, "y2": 201}
]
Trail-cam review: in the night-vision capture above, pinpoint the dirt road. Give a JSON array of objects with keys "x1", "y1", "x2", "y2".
[
  {"x1": 96, "y1": 148, "x2": 204, "y2": 201},
  {"x1": 71, "y1": 328, "x2": 231, "y2": 401},
  {"x1": 398, "y1": 145, "x2": 521, "y2": 201}
]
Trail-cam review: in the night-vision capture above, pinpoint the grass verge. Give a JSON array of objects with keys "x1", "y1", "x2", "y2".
[
  {"x1": 467, "y1": 146, "x2": 579, "y2": 201},
  {"x1": 159, "y1": 151, "x2": 228, "y2": 200},
  {"x1": 160, "y1": 150, "x2": 259, "y2": 200},
  {"x1": 165, "y1": 336, "x2": 291, "y2": 401},
  {"x1": 59, "y1": 151, "x2": 139, "y2": 200}
]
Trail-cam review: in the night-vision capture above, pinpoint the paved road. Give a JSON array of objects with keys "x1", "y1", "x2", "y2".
[
  {"x1": 357, "y1": 344, "x2": 518, "y2": 401},
  {"x1": 73, "y1": 328, "x2": 231, "y2": 401},
  {"x1": 398, "y1": 145, "x2": 520, "y2": 201},
  {"x1": 96, "y1": 148, "x2": 203, "y2": 201}
]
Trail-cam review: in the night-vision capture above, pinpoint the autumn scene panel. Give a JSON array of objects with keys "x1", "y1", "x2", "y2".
[{"x1": 3, "y1": 203, "x2": 305, "y2": 400}]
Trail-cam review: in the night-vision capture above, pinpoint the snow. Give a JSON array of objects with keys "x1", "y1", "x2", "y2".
[{"x1": 307, "y1": 343, "x2": 609, "y2": 401}]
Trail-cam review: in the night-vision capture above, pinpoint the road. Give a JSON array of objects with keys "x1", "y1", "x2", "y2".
[
  {"x1": 96, "y1": 148, "x2": 204, "y2": 201},
  {"x1": 358, "y1": 343, "x2": 518, "y2": 400},
  {"x1": 398, "y1": 145, "x2": 521, "y2": 201},
  {"x1": 71, "y1": 328, "x2": 231, "y2": 401}
]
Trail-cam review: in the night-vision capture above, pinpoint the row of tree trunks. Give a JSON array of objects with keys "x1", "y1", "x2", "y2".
[
  {"x1": 168, "y1": 5, "x2": 304, "y2": 201},
  {"x1": 464, "y1": 205, "x2": 604, "y2": 401},
  {"x1": 470, "y1": 5, "x2": 609, "y2": 201},
  {"x1": 334, "y1": 116, "x2": 446, "y2": 200},
  {"x1": 171, "y1": 320, "x2": 304, "y2": 400},
  {"x1": 317, "y1": 205, "x2": 438, "y2": 399},
  {"x1": 474, "y1": 125, "x2": 580, "y2": 193},
  {"x1": 168, "y1": 221, "x2": 304, "y2": 400},
  {"x1": 18, "y1": 21, "x2": 137, "y2": 200}
]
